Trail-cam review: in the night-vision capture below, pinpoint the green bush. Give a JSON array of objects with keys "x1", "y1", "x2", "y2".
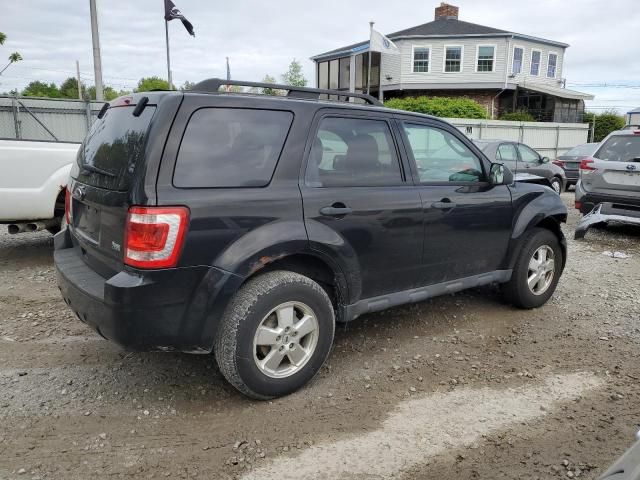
[
  {"x1": 384, "y1": 96, "x2": 488, "y2": 119},
  {"x1": 583, "y1": 111, "x2": 626, "y2": 142},
  {"x1": 499, "y1": 109, "x2": 536, "y2": 122}
]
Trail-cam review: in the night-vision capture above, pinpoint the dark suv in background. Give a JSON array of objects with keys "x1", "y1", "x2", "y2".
[{"x1": 55, "y1": 79, "x2": 568, "y2": 399}]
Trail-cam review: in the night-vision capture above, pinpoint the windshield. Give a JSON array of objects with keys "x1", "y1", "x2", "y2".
[
  {"x1": 565, "y1": 143, "x2": 597, "y2": 156},
  {"x1": 76, "y1": 105, "x2": 156, "y2": 191},
  {"x1": 595, "y1": 135, "x2": 640, "y2": 162}
]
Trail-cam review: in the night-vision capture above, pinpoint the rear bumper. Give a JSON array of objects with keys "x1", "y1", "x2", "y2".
[
  {"x1": 574, "y1": 202, "x2": 640, "y2": 239},
  {"x1": 54, "y1": 228, "x2": 242, "y2": 352},
  {"x1": 575, "y1": 183, "x2": 640, "y2": 215}
]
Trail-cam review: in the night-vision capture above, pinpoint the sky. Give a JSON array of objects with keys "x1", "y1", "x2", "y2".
[{"x1": 1, "y1": 0, "x2": 639, "y2": 114}]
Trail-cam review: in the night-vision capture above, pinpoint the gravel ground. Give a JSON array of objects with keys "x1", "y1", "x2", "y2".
[{"x1": 1, "y1": 192, "x2": 640, "y2": 480}]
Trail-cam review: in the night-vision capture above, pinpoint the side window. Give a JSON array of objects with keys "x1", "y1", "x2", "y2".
[
  {"x1": 497, "y1": 143, "x2": 518, "y2": 162},
  {"x1": 517, "y1": 144, "x2": 540, "y2": 163},
  {"x1": 306, "y1": 117, "x2": 402, "y2": 187},
  {"x1": 402, "y1": 123, "x2": 484, "y2": 183},
  {"x1": 174, "y1": 108, "x2": 293, "y2": 188}
]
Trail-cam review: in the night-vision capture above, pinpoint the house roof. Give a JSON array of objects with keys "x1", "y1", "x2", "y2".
[
  {"x1": 312, "y1": 18, "x2": 568, "y2": 60},
  {"x1": 521, "y1": 83, "x2": 594, "y2": 101}
]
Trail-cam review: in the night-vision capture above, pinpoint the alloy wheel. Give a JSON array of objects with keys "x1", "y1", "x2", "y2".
[
  {"x1": 527, "y1": 245, "x2": 555, "y2": 295},
  {"x1": 252, "y1": 301, "x2": 319, "y2": 379}
]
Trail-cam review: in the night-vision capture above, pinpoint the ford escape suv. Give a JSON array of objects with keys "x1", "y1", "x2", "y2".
[{"x1": 55, "y1": 79, "x2": 568, "y2": 399}]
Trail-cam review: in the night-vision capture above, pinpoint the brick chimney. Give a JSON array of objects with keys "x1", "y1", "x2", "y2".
[{"x1": 435, "y1": 2, "x2": 459, "y2": 20}]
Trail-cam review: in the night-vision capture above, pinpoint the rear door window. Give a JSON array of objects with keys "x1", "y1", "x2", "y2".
[
  {"x1": 77, "y1": 105, "x2": 156, "y2": 191},
  {"x1": 305, "y1": 117, "x2": 403, "y2": 187},
  {"x1": 173, "y1": 108, "x2": 293, "y2": 188},
  {"x1": 596, "y1": 136, "x2": 640, "y2": 162},
  {"x1": 498, "y1": 143, "x2": 518, "y2": 162}
]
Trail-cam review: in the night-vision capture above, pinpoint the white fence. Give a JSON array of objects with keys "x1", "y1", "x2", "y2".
[
  {"x1": 0, "y1": 95, "x2": 590, "y2": 157},
  {"x1": 446, "y1": 118, "x2": 590, "y2": 158}
]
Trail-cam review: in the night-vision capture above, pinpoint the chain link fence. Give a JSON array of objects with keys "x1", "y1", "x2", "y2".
[{"x1": 0, "y1": 95, "x2": 105, "y2": 143}]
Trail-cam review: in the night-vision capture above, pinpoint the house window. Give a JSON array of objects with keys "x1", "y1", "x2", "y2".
[
  {"x1": 530, "y1": 50, "x2": 541, "y2": 76},
  {"x1": 413, "y1": 47, "x2": 430, "y2": 73},
  {"x1": 547, "y1": 53, "x2": 558, "y2": 78},
  {"x1": 512, "y1": 47, "x2": 524, "y2": 74},
  {"x1": 339, "y1": 57, "x2": 350, "y2": 88},
  {"x1": 318, "y1": 61, "x2": 329, "y2": 89},
  {"x1": 329, "y1": 59, "x2": 339, "y2": 89},
  {"x1": 476, "y1": 46, "x2": 495, "y2": 72},
  {"x1": 444, "y1": 46, "x2": 463, "y2": 72}
]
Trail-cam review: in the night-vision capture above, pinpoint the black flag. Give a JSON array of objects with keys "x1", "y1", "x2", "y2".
[{"x1": 164, "y1": 0, "x2": 195, "y2": 37}]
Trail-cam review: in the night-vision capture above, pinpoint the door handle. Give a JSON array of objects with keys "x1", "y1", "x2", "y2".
[
  {"x1": 320, "y1": 204, "x2": 353, "y2": 217},
  {"x1": 431, "y1": 200, "x2": 457, "y2": 210}
]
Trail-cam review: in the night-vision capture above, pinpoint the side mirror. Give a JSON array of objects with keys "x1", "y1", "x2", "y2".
[
  {"x1": 541, "y1": 156, "x2": 550, "y2": 164},
  {"x1": 490, "y1": 163, "x2": 514, "y2": 186}
]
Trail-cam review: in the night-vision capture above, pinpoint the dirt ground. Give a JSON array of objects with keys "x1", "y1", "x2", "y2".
[{"x1": 1, "y1": 192, "x2": 640, "y2": 480}]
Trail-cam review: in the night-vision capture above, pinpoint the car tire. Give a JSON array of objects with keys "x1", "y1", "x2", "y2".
[
  {"x1": 549, "y1": 177, "x2": 562, "y2": 194},
  {"x1": 215, "y1": 270, "x2": 335, "y2": 400},
  {"x1": 501, "y1": 228, "x2": 563, "y2": 309}
]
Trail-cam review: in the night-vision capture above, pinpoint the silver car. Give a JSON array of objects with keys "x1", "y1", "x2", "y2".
[
  {"x1": 474, "y1": 140, "x2": 566, "y2": 194},
  {"x1": 553, "y1": 142, "x2": 600, "y2": 189},
  {"x1": 574, "y1": 128, "x2": 640, "y2": 238}
]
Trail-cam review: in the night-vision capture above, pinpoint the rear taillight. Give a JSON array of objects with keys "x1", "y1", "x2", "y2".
[
  {"x1": 552, "y1": 160, "x2": 565, "y2": 167},
  {"x1": 575, "y1": 201, "x2": 582, "y2": 210},
  {"x1": 579, "y1": 158, "x2": 597, "y2": 172},
  {"x1": 124, "y1": 206, "x2": 189, "y2": 269},
  {"x1": 64, "y1": 187, "x2": 72, "y2": 225}
]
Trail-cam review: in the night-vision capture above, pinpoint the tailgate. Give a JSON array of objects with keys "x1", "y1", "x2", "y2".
[
  {"x1": 589, "y1": 134, "x2": 640, "y2": 195},
  {"x1": 68, "y1": 99, "x2": 159, "y2": 274}
]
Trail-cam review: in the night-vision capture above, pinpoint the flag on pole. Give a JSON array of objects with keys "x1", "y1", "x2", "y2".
[
  {"x1": 369, "y1": 28, "x2": 399, "y2": 54},
  {"x1": 164, "y1": 0, "x2": 195, "y2": 36}
]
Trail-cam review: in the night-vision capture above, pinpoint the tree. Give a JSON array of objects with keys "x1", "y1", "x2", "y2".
[
  {"x1": 135, "y1": 76, "x2": 171, "y2": 92},
  {"x1": 281, "y1": 59, "x2": 307, "y2": 87},
  {"x1": 0, "y1": 31, "x2": 22, "y2": 75},
  {"x1": 583, "y1": 110, "x2": 626, "y2": 142},
  {"x1": 180, "y1": 80, "x2": 195, "y2": 91},
  {"x1": 22, "y1": 81, "x2": 62, "y2": 98},
  {"x1": 59, "y1": 77, "x2": 85, "y2": 99},
  {"x1": 260, "y1": 74, "x2": 280, "y2": 95}
]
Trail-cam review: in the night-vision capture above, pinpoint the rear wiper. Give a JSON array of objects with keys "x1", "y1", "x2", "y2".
[{"x1": 81, "y1": 164, "x2": 117, "y2": 178}]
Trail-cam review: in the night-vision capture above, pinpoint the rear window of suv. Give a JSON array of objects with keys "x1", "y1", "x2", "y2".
[
  {"x1": 76, "y1": 105, "x2": 156, "y2": 191},
  {"x1": 173, "y1": 108, "x2": 293, "y2": 188},
  {"x1": 596, "y1": 135, "x2": 640, "y2": 162}
]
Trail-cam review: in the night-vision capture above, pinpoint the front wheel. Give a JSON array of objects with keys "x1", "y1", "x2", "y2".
[
  {"x1": 549, "y1": 177, "x2": 562, "y2": 194},
  {"x1": 215, "y1": 270, "x2": 335, "y2": 399},
  {"x1": 501, "y1": 228, "x2": 563, "y2": 309}
]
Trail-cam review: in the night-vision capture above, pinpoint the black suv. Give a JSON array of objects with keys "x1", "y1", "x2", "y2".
[{"x1": 55, "y1": 79, "x2": 568, "y2": 399}]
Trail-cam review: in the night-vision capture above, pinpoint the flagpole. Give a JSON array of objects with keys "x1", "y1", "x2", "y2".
[
  {"x1": 367, "y1": 21, "x2": 374, "y2": 95},
  {"x1": 165, "y1": 19, "x2": 172, "y2": 88}
]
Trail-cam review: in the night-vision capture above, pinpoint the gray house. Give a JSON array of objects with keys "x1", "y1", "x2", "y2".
[{"x1": 310, "y1": 3, "x2": 593, "y2": 122}]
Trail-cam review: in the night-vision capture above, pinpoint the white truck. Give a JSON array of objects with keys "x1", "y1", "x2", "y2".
[{"x1": 0, "y1": 139, "x2": 80, "y2": 234}]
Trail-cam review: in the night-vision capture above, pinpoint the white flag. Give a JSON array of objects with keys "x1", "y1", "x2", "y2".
[{"x1": 369, "y1": 28, "x2": 400, "y2": 54}]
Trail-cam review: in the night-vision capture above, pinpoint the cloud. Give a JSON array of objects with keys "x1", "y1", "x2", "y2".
[{"x1": 1, "y1": 0, "x2": 639, "y2": 112}]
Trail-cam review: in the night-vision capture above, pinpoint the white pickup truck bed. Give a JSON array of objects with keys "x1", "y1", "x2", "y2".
[{"x1": 0, "y1": 139, "x2": 80, "y2": 226}]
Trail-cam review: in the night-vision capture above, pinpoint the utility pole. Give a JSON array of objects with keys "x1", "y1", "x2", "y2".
[
  {"x1": 367, "y1": 21, "x2": 374, "y2": 96},
  {"x1": 89, "y1": 0, "x2": 104, "y2": 101},
  {"x1": 76, "y1": 60, "x2": 83, "y2": 100}
]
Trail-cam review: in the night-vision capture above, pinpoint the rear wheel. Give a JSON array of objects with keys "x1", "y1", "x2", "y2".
[
  {"x1": 549, "y1": 177, "x2": 562, "y2": 194},
  {"x1": 215, "y1": 270, "x2": 335, "y2": 399},
  {"x1": 502, "y1": 228, "x2": 563, "y2": 309}
]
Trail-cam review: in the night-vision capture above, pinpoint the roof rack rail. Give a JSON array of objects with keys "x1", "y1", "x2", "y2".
[{"x1": 191, "y1": 78, "x2": 383, "y2": 106}]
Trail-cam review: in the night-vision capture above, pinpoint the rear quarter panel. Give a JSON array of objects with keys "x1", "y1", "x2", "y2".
[{"x1": 155, "y1": 94, "x2": 315, "y2": 274}]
